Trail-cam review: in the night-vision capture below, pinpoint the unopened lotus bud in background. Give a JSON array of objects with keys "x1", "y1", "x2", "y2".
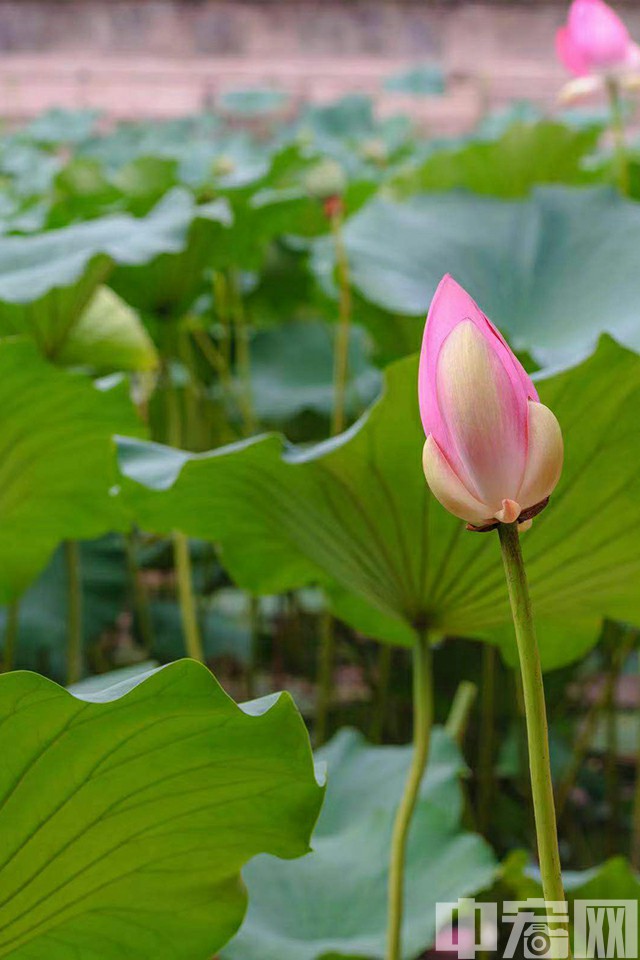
[
  {"x1": 556, "y1": 0, "x2": 640, "y2": 79},
  {"x1": 418, "y1": 275, "x2": 563, "y2": 530},
  {"x1": 303, "y1": 158, "x2": 347, "y2": 201}
]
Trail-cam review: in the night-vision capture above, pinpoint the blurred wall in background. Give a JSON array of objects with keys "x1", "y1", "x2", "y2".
[{"x1": 1, "y1": 1, "x2": 637, "y2": 132}]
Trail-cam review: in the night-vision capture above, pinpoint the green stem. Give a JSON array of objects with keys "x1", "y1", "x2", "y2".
[
  {"x1": 173, "y1": 530, "x2": 205, "y2": 663},
  {"x1": 315, "y1": 610, "x2": 336, "y2": 746},
  {"x1": 164, "y1": 362, "x2": 182, "y2": 450},
  {"x1": 2, "y1": 600, "x2": 19, "y2": 672},
  {"x1": 498, "y1": 523, "x2": 569, "y2": 957},
  {"x1": 65, "y1": 540, "x2": 83, "y2": 685},
  {"x1": 514, "y1": 671, "x2": 532, "y2": 814},
  {"x1": 124, "y1": 531, "x2": 154, "y2": 653},
  {"x1": 166, "y1": 375, "x2": 205, "y2": 664},
  {"x1": 606, "y1": 76, "x2": 629, "y2": 196},
  {"x1": 315, "y1": 204, "x2": 354, "y2": 746},
  {"x1": 477, "y1": 643, "x2": 497, "y2": 834},
  {"x1": 446, "y1": 680, "x2": 477, "y2": 747},
  {"x1": 229, "y1": 269, "x2": 257, "y2": 437},
  {"x1": 386, "y1": 628, "x2": 433, "y2": 960},
  {"x1": 227, "y1": 279, "x2": 264, "y2": 694},
  {"x1": 213, "y1": 271, "x2": 232, "y2": 369},
  {"x1": 177, "y1": 325, "x2": 200, "y2": 451},
  {"x1": 192, "y1": 325, "x2": 234, "y2": 395},
  {"x1": 330, "y1": 204, "x2": 352, "y2": 437}
]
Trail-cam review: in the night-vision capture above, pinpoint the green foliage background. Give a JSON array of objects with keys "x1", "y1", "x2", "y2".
[{"x1": 1, "y1": 91, "x2": 640, "y2": 959}]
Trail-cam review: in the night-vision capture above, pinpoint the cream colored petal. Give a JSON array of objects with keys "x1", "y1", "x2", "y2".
[
  {"x1": 517, "y1": 401, "x2": 564, "y2": 510},
  {"x1": 422, "y1": 435, "x2": 490, "y2": 525},
  {"x1": 495, "y1": 498, "x2": 521, "y2": 524},
  {"x1": 436, "y1": 320, "x2": 527, "y2": 509},
  {"x1": 558, "y1": 76, "x2": 602, "y2": 104}
]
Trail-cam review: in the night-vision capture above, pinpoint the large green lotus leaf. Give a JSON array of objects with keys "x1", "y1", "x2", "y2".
[
  {"x1": 109, "y1": 198, "x2": 232, "y2": 318},
  {"x1": 45, "y1": 156, "x2": 181, "y2": 229},
  {"x1": 393, "y1": 122, "x2": 601, "y2": 197},
  {"x1": 45, "y1": 158, "x2": 122, "y2": 230},
  {"x1": 383, "y1": 63, "x2": 446, "y2": 96},
  {"x1": 211, "y1": 143, "x2": 375, "y2": 271},
  {"x1": 0, "y1": 189, "x2": 220, "y2": 356},
  {"x1": 56, "y1": 286, "x2": 158, "y2": 373},
  {"x1": 500, "y1": 853, "x2": 640, "y2": 957},
  {"x1": 222, "y1": 727, "x2": 496, "y2": 960},
  {"x1": 299, "y1": 95, "x2": 378, "y2": 144},
  {"x1": 220, "y1": 88, "x2": 290, "y2": 117},
  {"x1": 118, "y1": 337, "x2": 640, "y2": 670},
  {"x1": 0, "y1": 139, "x2": 60, "y2": 204},
  {"x1": 504, "y1": 850, "x2": 640, "y2": 902},
  {"x1": 66, "y1": 661, "x2": 159, "y2": 698},
  {"x1": 112, "y1": 157, "x2": 181, "y2": 214},
  {"x1": 0, "y1": 339, "x2": 140, "y2": 601},
  {"x1": 0, "y1": 659, "x2": 323, "y2": 960},
  {"x1": 312, "y1": 187, "x2": 640, "y2": 367},
  {"x1": 24, "y1": 107, "x2": 101, "y2": 146},
  {"x1": 249, "y1": 320, "x2": 381, "y2": 423},
  {"x1": 218, "y1": 188, "x2": 327, "y2": 273}
]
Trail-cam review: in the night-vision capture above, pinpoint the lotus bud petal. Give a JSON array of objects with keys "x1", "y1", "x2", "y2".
[
  {"x1": 557, "y1": 0, "x2": 634, "y2": 77},
  {"x1": 418, "y1": 275, "x2": 563, "y2": 528},
  {"x1": 558, "y1": 75, "x2": 603, "y2": 104}
]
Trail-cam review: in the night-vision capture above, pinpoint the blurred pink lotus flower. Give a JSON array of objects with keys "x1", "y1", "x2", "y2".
[
  {"x1": 419, "y1": 276, "x2": 563, "y2": 531},
  {"x1": 432, "y1": 922, "x2": 476, "y2": 956},
  {"x1": 556, "y1": 0, "x2": 640, "y2": 100}
]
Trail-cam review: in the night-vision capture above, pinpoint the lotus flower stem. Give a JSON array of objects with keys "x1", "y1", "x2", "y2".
[
  {"x1": 125, "y1": 530, "x2": 154, "y2": 653},
  {"x1": 2, "y1": 599, "x2": 19, "y2": 672},
  {"x1": 514, "y1": 673, "x2": 533, "y2": 809},
  {"x1": 192, "y1": 325, "x2": 234, "y2": 398},
  {"x1": 173, "y1": 530, "x2": 205, "y2": 663},
  {"x1": 498, "y1": 522, "x2": 570, "y2": 956},
  {"x1": 177, "y1": 327, "x2": 200, "y2": 449},
  {"x1": 228, "y1": 269, "x2": 257, "y2": 437},
  {"x1": 213, "y1": 270, "x2": 233, "y2": 369},
  {"x1": 606, "y1": 76, "x2": 629, "y2": 195},
  {"x1": 445, "y1": 679, "x2": 477, "y2": 746},
  {"x1": 329, "y1": 200, "x2": 352, "y2": 437},
  {"x1": 165, "y1": 380, "x2": 206, "y2": 664},
  {"x1": 315, "y1": 200, "x2": 354, "y2": 743},
  {"x1": 65, "y1": 539, "x2": 83, "y2": 685},
  {"x1": 386, "y1": 627, "x2": 433, "y2": 960}
]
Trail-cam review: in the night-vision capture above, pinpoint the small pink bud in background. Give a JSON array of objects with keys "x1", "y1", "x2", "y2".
[
  {"x1": 418, "y1": 276, "x2": 563, "y2": 530},
  {"x1": 556, "y1": 0, "x2": 637, "y2": 76},
  {"x1": 432, "y1": 922, "x2": 477, "y2": 957}
]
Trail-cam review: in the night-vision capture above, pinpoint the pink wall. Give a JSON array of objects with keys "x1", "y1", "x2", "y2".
[{"x1": 0, "y1": 2, "x2": 634, "y2": 131}]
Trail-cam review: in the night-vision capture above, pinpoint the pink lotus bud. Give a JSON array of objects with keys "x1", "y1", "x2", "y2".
[
  {"x1": 418, "y1": 276, "x2": 563, "y2": 530},
  {"x1": 433, "y1": 922, "x2": 477, "y2": 955},
  {"x1": 556, "y1": 0, "x2": 636, "y2": 76}
]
